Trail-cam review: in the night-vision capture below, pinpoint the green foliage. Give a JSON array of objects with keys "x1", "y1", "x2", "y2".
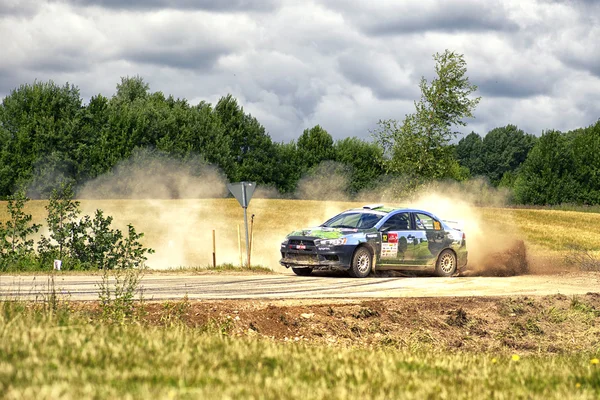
[
  {"x1": 97, "y1": 265, "x2": 146, "y2": 323},
  {"x1": 511, "y1": 121, "x2": 600, "y2": 205},
  {"x1": 44, "y1": 182, "x2": 80, "y2": 259},
  {"x1": 457, "y1": 125, "x2": 537, "y2": 186},
  {"x1": 214, "y1": 94, "x2": 277, "y2": 184},
  {"x1": 570, "y1": 121, "x2": 600, "y2": 204},
  {"x1": 374, "y1": 50, "x2": 480, "y2": 187},
  {"x1": 455, "y1": 132, "x2": 484, "y2": 176},
  {"x1": 513, "y1": 130, "x2": 579, "y2": 205},
  {"x1": 297, "y1": 125, "x2": 334, "y2": 169},
  {"x1": 68, "y1": 210, "x2": 124, "y2": 270},
  {"x1": 0, "y1": 80, "x2": 83, "y2": 197},
  {"x1": 270, "y1": 141, "x2": 304, "y2": 194},
  {"x1": 2, "y1": 74, "x2": 600, "y2": 205},
  {"x1": 0, "y1": 182, "x2": 153, "y2": 272},
  {"x1": 334, "y1": 137, "x2": 385, "y2": 194},
  {"x1": 0, "y1": 189, "x2": 40, "y2": 270}
]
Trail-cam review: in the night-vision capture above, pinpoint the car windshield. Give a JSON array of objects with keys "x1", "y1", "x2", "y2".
[{"x1": 321, "y1": 211, "x2": 384, "y2": 230}]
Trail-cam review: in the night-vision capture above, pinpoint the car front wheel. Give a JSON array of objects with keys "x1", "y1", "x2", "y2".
[
  {"x1": 348, "y1": 246, "x2": 372, "y2": 278},
  {"x1": 435, "y1": 249, "x2": 457, "y2": 277},
  {"x1": 292, "y1": 267, "x2": 313, "y2": 276}
]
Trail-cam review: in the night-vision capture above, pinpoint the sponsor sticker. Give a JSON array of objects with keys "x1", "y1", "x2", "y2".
[
  {"x1": 433, "y1": 221, "x2": 441, "y2": 230},
  {"x1": 383, "y1": 233, "x2": 398, "y2": 243},
  {"x1": 296, "y1": 244, "x2": 306, "y2": 250},
  {"x1": 381, "y1": 243, "x2": 398, "y2": 258}
]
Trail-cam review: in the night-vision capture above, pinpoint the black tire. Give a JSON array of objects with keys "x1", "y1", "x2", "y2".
[
  {"x1": 435, "y1": 249, "x2": 457, "y2": 277},
  {"x1": 348, "y1": 246, "x2": 372, "y2": 278},
  {"x1": 292, "y1": 267, "x2": 313, "y2": 276}
]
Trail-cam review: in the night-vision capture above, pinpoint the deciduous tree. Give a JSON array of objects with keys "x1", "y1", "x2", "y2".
[{"x1": 374, "y1": 50, "x2": 480, "y2": 183}]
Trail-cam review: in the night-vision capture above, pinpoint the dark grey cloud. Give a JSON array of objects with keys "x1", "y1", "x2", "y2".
[
  {"x1": 126, "y1": 47, "x2": 227, "y2": 70},
  {"x1": 561, "y1": 54, "x2": 600, "y2": 79},
  {"x1": 324, "y1": 1, "x2": 519, "y2": 35},
  {"x1": 476, "y1": 77, "x2": 551, "y2": 99},
  {"x1": 0, "y1": 1, "x2": 40, "y2": 18},
  {"x1": 337, "y1": 53, "x2": 418, "y2": 100},
  {"x1": 66, "y1": 0, "x2": 279, "y2": 12},
  {"x1": 365, "y1": 10, "x2": 518, "y2": 36}
]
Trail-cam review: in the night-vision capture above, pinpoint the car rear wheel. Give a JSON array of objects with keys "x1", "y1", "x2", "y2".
[
  {"x1": 435, "y1": 249, "x2": 457, "y2": 277},
  {"x1": 348, "y1": 246, "x2": 372, "y2": 278},
  {"x1": 292, "y1": 267, "x2": 313, "y2": 276}
]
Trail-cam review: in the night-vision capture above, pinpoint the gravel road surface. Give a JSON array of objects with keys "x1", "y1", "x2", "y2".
[{"x1": 1, "y1": 272, "x2": 598, "y2": 301}]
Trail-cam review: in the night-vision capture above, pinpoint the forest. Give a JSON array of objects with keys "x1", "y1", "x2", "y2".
[{"x1": 1, "y1": 51, "x2": 599, "y2": 205}]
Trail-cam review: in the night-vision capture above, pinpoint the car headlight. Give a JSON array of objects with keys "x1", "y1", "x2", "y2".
[
  {"x1": 316, "y1": 238, "x2": 347, "y2": 246},
  {"x1": 281, "y1": 239, "x2": 289, "y2": 248}
]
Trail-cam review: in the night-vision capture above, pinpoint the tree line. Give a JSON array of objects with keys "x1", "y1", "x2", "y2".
[{"x1": 1, "y1": 51, "x2": 599, "y2": 205}]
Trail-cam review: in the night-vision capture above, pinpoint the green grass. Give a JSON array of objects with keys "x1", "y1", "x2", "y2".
[{"x1": 0, "y1": 303, "x2": 598, "y2": 399}]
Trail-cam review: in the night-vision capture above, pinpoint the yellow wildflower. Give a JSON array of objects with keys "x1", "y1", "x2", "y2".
[
  {"x1": 576, "y1": 383, "x2": 581, "y2": 388},
  {"x1": 511, "y1": 354, "x2": 520, "y2": 362},
  {"x1": 491, "y1": 358, "x2": 497, "y2": 364},
  {"x1": 591, "y1": 358, "x2": 599, "y2": 365}
]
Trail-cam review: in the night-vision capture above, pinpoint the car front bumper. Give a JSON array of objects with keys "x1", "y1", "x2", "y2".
[{"x1": 279, "y1": 240, "x2": 355, "y2": 271}]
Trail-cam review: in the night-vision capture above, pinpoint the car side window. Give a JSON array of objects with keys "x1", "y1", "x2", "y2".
[
  {"x1": 380, "y1": 212, "x2": 410, "y2": 231},
  {"x1": 415, "y1": 213, "x2": 441, "y2": 231}
]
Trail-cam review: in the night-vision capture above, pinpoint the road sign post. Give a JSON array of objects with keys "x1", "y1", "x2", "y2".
[{"x1": 227, "y1": 182, "x2": 256, "y2": 267}]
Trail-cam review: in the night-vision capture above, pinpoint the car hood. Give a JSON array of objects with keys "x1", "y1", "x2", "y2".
[{"x1": 286, "y1": 227, "x2": 358, "y2": 239}]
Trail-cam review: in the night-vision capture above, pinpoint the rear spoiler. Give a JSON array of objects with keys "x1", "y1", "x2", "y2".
[{"x1": 443, "y1": 219, "x2": 464, "y2": 231}]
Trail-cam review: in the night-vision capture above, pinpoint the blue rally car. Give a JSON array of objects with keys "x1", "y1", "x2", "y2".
[{"x1": 280, "y1": 204, "x2": 467, "y2": 278}]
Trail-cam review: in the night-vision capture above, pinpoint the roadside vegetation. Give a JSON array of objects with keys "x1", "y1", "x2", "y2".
[
  {"x1": 0, "y1": 185, "x2": 153, "y2": 272},
  {"x1": 168, "y1": 263, "x2": 275, "y2": 274},
  {"x1": 0, "y1": 294, "x2": 598, "y2": 399}
]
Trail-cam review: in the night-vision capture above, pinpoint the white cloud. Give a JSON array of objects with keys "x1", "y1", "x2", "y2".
[{"x1": 0, "y1": 0, "x2": 598, "y2": 141}]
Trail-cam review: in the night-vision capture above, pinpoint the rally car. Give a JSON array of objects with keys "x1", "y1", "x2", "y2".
[{"x1": 279, "y1": 204, "x2": 467, "y2": 278}]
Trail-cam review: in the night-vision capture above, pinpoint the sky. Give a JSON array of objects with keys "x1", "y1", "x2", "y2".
[{"x1": 1, "y1": 0, "x2": 599, "y2": 142}]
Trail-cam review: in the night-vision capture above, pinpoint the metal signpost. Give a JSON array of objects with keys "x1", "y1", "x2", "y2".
[{"x1": 227, "y1": 182, "x2": 256, "y2": 267}]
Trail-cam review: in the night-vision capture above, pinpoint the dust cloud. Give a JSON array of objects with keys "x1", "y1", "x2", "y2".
[
  {"x1": 405, "y1": 181, "x2": 532, "y2": 276},
  {"x1": 75, "y1": 149, "x2": 240, "y2": 269},
  {"x1": 73, "y1": 149, "x2": 556, "y2": 275},
  {"x1": 295, "y1": 161, "x2": 351, "y2": 201},
  {"x1": 78, "y1": 149, "x2": 227, "y2": 199}
]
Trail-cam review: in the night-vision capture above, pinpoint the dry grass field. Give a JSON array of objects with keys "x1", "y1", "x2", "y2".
[
  {"x1": 2, "y1": 198, "x2": 600, "y2": 271},
  {"x1": 1, "y1": 199, "x2": 599, "y2": 399}
]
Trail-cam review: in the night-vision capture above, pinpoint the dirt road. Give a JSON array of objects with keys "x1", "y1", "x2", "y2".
[{"x1": 1, "y1": 272, "x2": 598, "y2": 301}]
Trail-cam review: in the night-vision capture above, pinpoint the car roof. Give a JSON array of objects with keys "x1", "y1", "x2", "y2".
[{"x1": 348, "y1": 205, "x2": 435, "y2": 215}]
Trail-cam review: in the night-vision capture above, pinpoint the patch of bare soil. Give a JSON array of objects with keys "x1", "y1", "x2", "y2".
[{"x1": 136, "y1": 293, "x2": 600, "y2": 354}]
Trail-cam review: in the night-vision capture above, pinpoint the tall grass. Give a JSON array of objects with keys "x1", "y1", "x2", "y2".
[{"x1": 0, "y1": 303, "x2": 598, "y2": 399}]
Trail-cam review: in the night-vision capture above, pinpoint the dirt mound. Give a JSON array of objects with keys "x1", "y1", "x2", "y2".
[
  {"x1": 135, "y1": 294, "x2": 600, "y2": 354},
  {"x1": 466, "y1": 240, "x2": 529, "y2": 276}
]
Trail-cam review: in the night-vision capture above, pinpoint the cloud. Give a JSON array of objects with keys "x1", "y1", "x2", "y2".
[
  {"x1": 0, "y1": 0, "x2": 40, "y2": 18},
  {"x1": 323, "y1": 0, "x2": 518, "y2": 35},
  {"x1": 337, "y1": 51, "x2": 418, "y2": 100},
  {"x1": 0, "y1": 0, "x2": 599, "y2": 142},
  {"x1": 67, "y1": 0, "x2": 279, "y2": 12}
]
